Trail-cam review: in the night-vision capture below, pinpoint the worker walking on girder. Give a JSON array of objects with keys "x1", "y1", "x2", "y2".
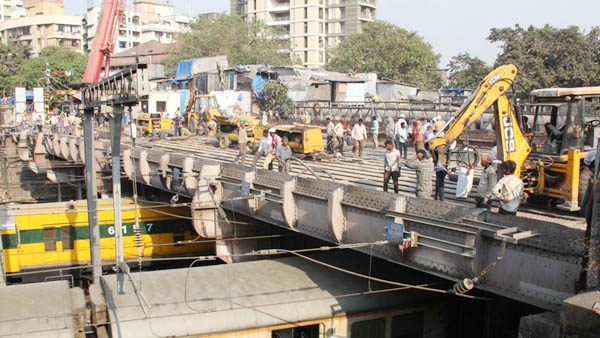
[{"x1": 383, "y1": 140, "x2": 402, "y2": 193}]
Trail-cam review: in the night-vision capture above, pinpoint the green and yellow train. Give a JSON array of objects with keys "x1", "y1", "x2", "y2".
[{"x1": 0, "y1": 199, "x2": 212, "y2": 276}]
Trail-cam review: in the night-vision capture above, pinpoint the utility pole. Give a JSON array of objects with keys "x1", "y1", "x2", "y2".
[
  {"x1": 84, "y1": 108, "x2": 102, "y2": 284},
  {"x1": 111, "y1": 107, "x2": 124, "y2": 269}
]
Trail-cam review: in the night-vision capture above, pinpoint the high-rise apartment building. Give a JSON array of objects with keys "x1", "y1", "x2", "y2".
[
  {"x1": 83, "y1": 0, "x2": 142, "y2": 54},
  {"x1": 84, "y1": 0, "x2": 191, "y2": 54},
  {"x1": 0, "y1": 0, "x2": 82, "y2": 56},
  {"x1": 0, "y1": 0, "x2": 26, "y2": 22},
  {"x1": 231, "y1": 0, "x2": 376, "y2": 68}
]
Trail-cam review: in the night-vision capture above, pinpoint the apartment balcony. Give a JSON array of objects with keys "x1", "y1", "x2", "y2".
[
  {"x1": 268, "y1": 6, "x2": 290, "y2": 13},
  {"x1": 359, "y1": 15, "x2": 375, "y2": 21},
  {"x1": 267, "y1": 20, "x2": 290, "y2": 26},
  {"x1": 358, "y1": 1, "x2": 376, "y2": 9}
]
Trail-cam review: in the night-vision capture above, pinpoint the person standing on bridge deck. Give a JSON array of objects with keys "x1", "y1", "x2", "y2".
[
  {"x1": 235, "y1": 120, "x2": 249, "y2": 165},
  {"x1": 351, "y1": 119, "x2": 367, "y2": 158},
  {"x1": 383, "y1": 140, "x2": 402, "y2": 193},
  {"x1": 405, "y1": 149, "x2": 434, "y2": 199},
  {"x1": 396, "y1": 122, "x2": 408, "y2": 159},
  {"x1": 371, "y1": 117, "x2": 379, "y2": 149},
  {"x1": 276, "y1": 136, "x2": 293, "y2": 174},
  {"x1": 334, "y1": 119, "x2": 345, "y2": 154},
  {"x1": 412, "y1": 121, "x2": 424, "y2": 152},
  {"x1": 267, "y1": 128, "x2": 282, "y2": 170},
  {"x1": 492, "y1": 160, "x2": 523, "y2": 215},
  {"x1": 475, "y1": 155, "x2": 497, "y2": 209},
  {"x1": 386, "y1": 118, "x2": 396, "y2": 147},
  {"x1": 326, "y1": 117, "x2": 335, "y2": 153},
  {"x1": 253, "y1": 129, "x2": 271, "y2": 169}
]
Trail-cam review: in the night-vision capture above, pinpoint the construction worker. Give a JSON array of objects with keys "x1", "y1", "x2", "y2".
[
  {"x1": 383, "y1": 140, "x2": 402, "y2": 193},
  {"x1": 235, "y1": 120, "x2": 248, "y2": 165},
  {"x1": 396, "y1": 122, "x2": 408, "y2": 159},
  {"x1": 276, "y1": 136, "x2": 293, "y2": 174},
  {"x1": 405, "y1": 149, "x2": 434, "y2": 199},
  {"x1": 351, "y1": 119, "x2": 367, "y2": 157},
  {"x1": 371, "y1": 118, "x2": 379, "y2": 149},
  {"x1": 412, "y1": 121, "x2": 424, "y2": 152},
  {"x1": 326, "y1": 117, "x2": 335, "y2": 153},
  {"x1": 253, "y1": 129, "x2": 271, "y2": 169},
  {"x1": 492, "y1": 160, "x2": 524, "y2": 215},
  {"x1": 386, "y1": 118, "x2": 396, "y2": 145},
  {"x1": 475, "y1": 155, "x2": 498, "y2": 208},
  {"x1": 334, "y1": 119, "x2": 345, "y2": 154},
  {"x1": 267, "y1": 128, "x2": 282, "y2": 170}
]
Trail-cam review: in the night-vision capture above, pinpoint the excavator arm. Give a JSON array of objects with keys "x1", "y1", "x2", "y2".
[{"x1": 430, "y1": 64, "x2": 531, "y2": 175}]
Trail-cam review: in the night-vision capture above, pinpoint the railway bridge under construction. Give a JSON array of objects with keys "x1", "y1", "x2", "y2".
[{"x1": 14, "y1": 130, "x2": 590, "y2": 314}]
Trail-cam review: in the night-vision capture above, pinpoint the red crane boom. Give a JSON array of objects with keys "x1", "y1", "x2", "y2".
[{"x1": 81, "y1": 0, "x2": 125, "y2": 84}]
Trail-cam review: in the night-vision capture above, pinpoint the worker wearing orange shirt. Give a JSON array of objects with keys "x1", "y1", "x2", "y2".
[{"x1": 412, "y1": 121, "x2": 424, "y2": 152}]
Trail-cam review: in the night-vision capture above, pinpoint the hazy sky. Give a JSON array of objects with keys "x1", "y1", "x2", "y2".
[{"x1": 65, "y1": 0, "x2": 600, "y2": 67}]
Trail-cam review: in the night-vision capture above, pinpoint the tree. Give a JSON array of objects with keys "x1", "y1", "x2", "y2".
[
  {"x1": 488, "y1": 25, "x2": 600, "y2": 91},
  {"x1": 263, "y1": 81, "x2": 294, "y2": 119},
  {"x1": 326, "y1": 21, "x2": 441, "y2": 88},
  {"x1": 165, "y1": 14, "x2": 294, "y2": 75},
  {"x1": 13, "y1": 46, "x2": 87, "y2": 90},
  {"x1": 447, "y1": 53, "x2": 492, "y2": 89},
  {"x1": 0, "y1": 42, "x2": 31, "y2": 96}
]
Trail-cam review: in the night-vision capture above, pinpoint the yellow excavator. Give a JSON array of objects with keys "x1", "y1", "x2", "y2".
[{"x1": 430, "y1": 64, "x2": 600, "y2": 212}]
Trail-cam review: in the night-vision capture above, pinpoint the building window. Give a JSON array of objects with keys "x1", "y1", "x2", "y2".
[
  {"x1": 304, "y1": 7, "x2": 308, "y2": 19},
  {"x1": 351, "y1": 318, "x2": 385, "y2": 338},
  {"x1": 156, "y1": 101, "x2": 167, "y2": 112},
  {"x1": 304, "y1": 22, "x2": 308, "y2": 34},
  {"x1": 304, "y1": 36, "x2": 308, "y2": 48},
  {"x1": 272, "y1": 324, "x2": 319, "y2": 338},
  {"x1": 304, "y1": 51, "x2": 308, "y2": 63},
  {"x1": 119, "y1": 41, "x2": 126, "y2": 48}
]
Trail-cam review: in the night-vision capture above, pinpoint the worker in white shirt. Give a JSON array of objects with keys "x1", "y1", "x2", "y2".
[
  {"x1": 383, "y1": 140, "x2": 402, "y2": 193},
  {"x1": 253, "y1": 129, "x2": 271, "y2": 169},
  {"x1": 351, "y1": 119, "x2": 368, "y2": 158},
  {"x1": 334, "y1": 120, "x2": 345, "y2": 154},
  {"x1": 492, "y1": 160, "x2": 524, "y2": 215},
  {"x1": 326, "y1": 117, "x2": 335, "y2": 153},
  {"x1": 371, "y1": 118, "x2": 379, "y2": 149}
]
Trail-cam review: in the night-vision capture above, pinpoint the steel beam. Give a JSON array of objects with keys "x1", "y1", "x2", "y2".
[{"x1": 111, "y1": 108, "x2": 124, "y2": 268}]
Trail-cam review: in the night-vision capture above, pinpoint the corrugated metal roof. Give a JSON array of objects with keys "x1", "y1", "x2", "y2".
[{"x1": 103, "y1": 254, "x2": 436, "y2": 337}]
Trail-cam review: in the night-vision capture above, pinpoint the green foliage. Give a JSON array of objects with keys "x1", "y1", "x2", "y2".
[
  {"x1": 264, "y1": 81, "x2": 294, "y2": 119},
  {"x1": 488, "y1": 25, "x2": 600, "y2": 91},
  {"x1": 13, "y1": 46, "x2": 87, "y2": 90},
  {"x1": 0, "y1": 42, "x2": 31, "y2": 95},
  {"x1": 165, "y1": 14, "x2": 293, "y2": 75},
  {"x1": 326, "y1": 21, "x2": 441, "y2": 88},
  {"x1": 447, "y1": 53, "x2": 492, "y2": 89}
]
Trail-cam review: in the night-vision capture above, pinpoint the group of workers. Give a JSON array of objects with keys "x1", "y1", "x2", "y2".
[
  {"x1": 20, "y1": 110, "x2": 82, "y2": 136},
  {"x1": 383, "y1": 136, "x2": 524, "y2": 215},
  {"x1": 233, "y1": 122, "x2": 293, "y2": 174}
]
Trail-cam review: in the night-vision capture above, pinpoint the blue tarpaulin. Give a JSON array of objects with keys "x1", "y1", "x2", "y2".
[
  {"x1": 179, "y1": 90, "x2": 189, "y2": 113},
  {"x1": 175, "y1": 60, "x2": 195, "y2": 81},
  {"x1": 252, "y1": 74, "x2": 269, "y2": 100}
]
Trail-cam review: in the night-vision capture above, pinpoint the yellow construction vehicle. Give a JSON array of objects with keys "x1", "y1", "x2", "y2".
[
  {"x1": 430, "y1": 64, "x2": 600, "y2": 212},
  {"x1": 136, "y1": 112, "x2": 173, "y2": 135}
]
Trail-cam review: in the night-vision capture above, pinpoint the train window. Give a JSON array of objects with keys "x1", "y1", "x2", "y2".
[
  {"x1": 272, "y1": 324, "x2": 319, "y2": 338},
  {"x1": 61, "y1": 226, "x2": 75, "y2": 250},
  {"x1": 351, "y1": 318, "x2": 385, "y2": 338},
  {"x1": 391, "y1": 312, "x2": 424, "y2": 338},
  {"x1": 43, "y1": 227, "x2": 57, "y2": 251}
]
